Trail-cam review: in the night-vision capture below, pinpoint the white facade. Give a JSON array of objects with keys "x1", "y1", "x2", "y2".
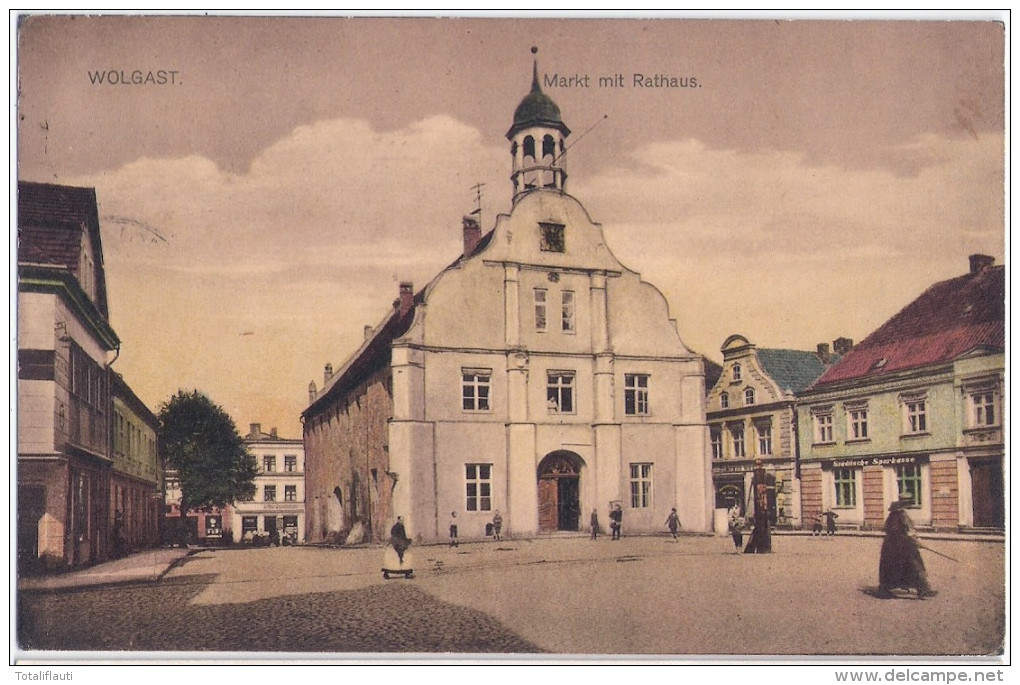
[
  {"x1": 384, "y1": 68, "x2": 710, "y2": 541},
  {"x1": 234, "y1": 424, "x2": 305, "y2": 543}
]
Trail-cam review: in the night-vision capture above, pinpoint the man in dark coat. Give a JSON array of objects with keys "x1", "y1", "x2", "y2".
[
  {"x1": 389, "y1": 516, "x2": 411, "y2": 565},
  {"x1": 743, "y1": 460, "x2": 772, "y2": 554},
  {"x1": 609, "y1": 503, "x2": 623, "y2": 540},
  {"x1": 877, "y1": 497, "x2": 936, "y2": 599}
]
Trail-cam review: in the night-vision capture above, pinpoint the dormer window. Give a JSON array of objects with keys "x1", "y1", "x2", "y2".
[
  {"x1": 744, "y1": 388, "x2": 755, "y2": 405},
  {"x1": 732, "y1": 363, "x2": 742, "y2": 381},
  {"x1": 720, "y1": 392, "x2": 729, "y2": 409}
]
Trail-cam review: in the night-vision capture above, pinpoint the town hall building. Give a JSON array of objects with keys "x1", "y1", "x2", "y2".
[{"x1": 302, "y1": 56, "x2": 712, "y2": 544}]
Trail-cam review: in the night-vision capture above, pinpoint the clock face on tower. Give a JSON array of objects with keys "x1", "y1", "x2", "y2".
[{"x1": 539, "y1": 222, "x2": 565, "y2": 253}]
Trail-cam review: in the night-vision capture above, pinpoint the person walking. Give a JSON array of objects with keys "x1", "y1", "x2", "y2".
[
  {"x1": 389, "y1": 516, "x2": 411, "y2": 565},
  {"x1": 877, "y1": 496, "x2": 936, "y2": 599},
  {"x1": 449, "y1": 511, "x2": 459, "y2": 547},
  {"x1": 728, "y1": 504, "x2": 744, "y2": 553},
  {"x1": 822, "y1": 509, "x2": 839, "y2": 536},
  {"x1": 382, "y1": 516, "x2": 414, "y2": 579},
  {"x1": 743, "y1": 460, "x2": 773, "y2": 554},
  {"x1": 590, "y1": 508, "x2": 600, "y2": 540},
  {"x1": 665, "y1": 507, "x2": 681, "y2": 541},
  {"x1": 609, "y1": 502, "x2": 623, "y2": 541},
  {"x1": 491, "y1": 510, "x2": 503, "y2": 542}
]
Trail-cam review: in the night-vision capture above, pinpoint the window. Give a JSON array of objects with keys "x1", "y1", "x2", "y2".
[
  {"x1": 534, "y1": 288, "x2": 548, "y2": 331},
  {"x1": 462, "y1": 370, "x2": 492, "y2": 411},
  {"x1": 539, "y1": 222, "x2": 565, "y2": 252},
  {"x1": 547, "y1": 372, "x2": 575, "y2": 413},
  {"x1": 242, "y1": 516, "x2": 258, "y2": 533},
  {"x1": 542, "y1": 134, "x2": 556, "y2": 159},
  {"x1": 732, "y1": 363, "x2": 742, "y2": 381},
  {"x1": 284, "y1": 485, "x2": 297, "y2": 502},
  {"x1": 523, "y1": 135, "x2": 535, "y2": 159},
  {"x1": 744, "y1": 387, "x2": 755, "y2": 405},
  {"x1": 731, "y1": 424, "x2": 745, "y2": 458},
  {"x1": 284, "y1": 456, "x2": 297, "y2": 472},
  {"x1": 263, "y1": 456, "x2": 276, "y2": 473},
  {"x1": 756, "y1": 423, "x2": 772, "y2": 456},
  {"x1": 972, "y1": 391, "x2": 997, "y2": 426},
  {"x1": 720, "y1": 392, "x2": 729, "y2": 409},
  {"x1": 848, "y1": 407, "x2": 869, "y2": 440},
  {"x1": 904, "y1": 399, "x2": 928, "y2": 434},
  {"x1": 561, "y1": 291, "x2": 575, "y2": 333},
  {"x1": 814, "y1": 411, "x2": 834, "y2": 443},
  {"x1": 624, "y1": 374, "x2": 649, "y2": 416},
  {"x1": 264, "y1": 485, "x2": 276, "y2": 502},
  {"x1": 465, "y1": 463, "x2": 492, "y2": 511},
  {"x1": 710, "y1": 426, "x2": 723, "y2": 459},
  {"x1": 834, "y1": 468, "x2": 857, "y2": 507},
  {"x1": 629, "y1": 463, "x2": 653, "y2": 508},
  {"x1": 896, "y1": 464, "x2": 923, "y2": 506}
]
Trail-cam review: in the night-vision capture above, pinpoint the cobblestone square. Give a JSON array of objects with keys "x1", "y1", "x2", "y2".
[{"x1": 17, "y1": 534, "x2": 1004, "y2": 658}]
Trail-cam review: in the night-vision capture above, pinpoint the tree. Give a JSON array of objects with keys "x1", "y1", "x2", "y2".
[{"x1": 158, "y1": 390, "x2": 257, "y2": 545}]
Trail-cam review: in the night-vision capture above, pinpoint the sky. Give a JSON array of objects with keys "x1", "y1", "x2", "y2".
[{"x1": 15, "y1": 14, "x2": 1006, "y2": 439}]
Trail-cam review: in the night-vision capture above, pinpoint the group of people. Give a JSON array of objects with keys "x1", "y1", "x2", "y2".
[
  {"x1": 387, "y1": 487, "x2": 938, "y2": 599},
  {"x1": 588, "y1": 503, "x2": 626, "y2": 540}
]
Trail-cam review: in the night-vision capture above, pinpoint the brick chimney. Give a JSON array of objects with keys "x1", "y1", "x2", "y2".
[
  {"x1": 249, "y1": 423, "x2": 261, "y2": 439},
  {"x1": 270, "y1": 427, "x2": 277, "y2": 439},
  {"x1": 463, "y1": 215, "x2": 481, "y2": 256},
  {"x1": 398, "y1": 282, "x2": 414, "y2": 316},
  {"x1": 364, "y1": 325, "x2": 374, "y2": 340},
  {"x1": 969, "y1": 254, "x2": 994, "y2": 275},
  {"x1": 833, "y1": 337, "x2": 854, "y2": 356},
  {"x1": 308, "y1": 381, "x2": 317, "y2": 403},
  {"x1": 324, "y1": 363, "x2": 333, "y2": 385},
  {"x1": 816, "y1": 343, "x2": 830, "y2": 364}
]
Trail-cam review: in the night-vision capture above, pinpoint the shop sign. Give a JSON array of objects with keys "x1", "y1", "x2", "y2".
[{"x1": 826, "y1": 455, "x2": 925, "y2": 469}]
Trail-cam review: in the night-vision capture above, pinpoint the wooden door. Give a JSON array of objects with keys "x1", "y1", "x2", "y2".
[{"x1": 972, "y1": 459, "x2": 1004, "y2": 528}]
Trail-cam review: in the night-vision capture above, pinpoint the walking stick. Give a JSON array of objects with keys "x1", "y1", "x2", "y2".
[{"x1": 917, "y1": 543, "x2": 959, "y2": 562}]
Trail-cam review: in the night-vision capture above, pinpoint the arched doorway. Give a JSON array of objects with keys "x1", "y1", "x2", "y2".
[{"x1": 537, "y1": 451, "x2": 582, "y2": 532}]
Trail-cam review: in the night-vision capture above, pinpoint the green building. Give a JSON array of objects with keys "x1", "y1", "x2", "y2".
[{"x1": 797, "y1": 255, "x2": 1004, "y2": 531}]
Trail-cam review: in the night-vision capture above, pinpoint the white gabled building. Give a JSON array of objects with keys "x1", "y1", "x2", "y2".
[
  {"x1": 235, "y1": 423, "x2": 305, "y2": 544},
  {"x1": 303, "y1": 55, "x2": 712, "y2": 544}
]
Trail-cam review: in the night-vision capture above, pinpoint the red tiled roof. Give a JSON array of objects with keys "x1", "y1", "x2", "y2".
[{"x1": 814, "y1": 265, "x2": 1004, "y2": 385}]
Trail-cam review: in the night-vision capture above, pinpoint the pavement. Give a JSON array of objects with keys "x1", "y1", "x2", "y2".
[
  {"x1": 17, "y1": 547, "x2": 195, "y2": 591},
  {"x1": 16, "y1": 527, "x2": 1003, "y2": 593}
]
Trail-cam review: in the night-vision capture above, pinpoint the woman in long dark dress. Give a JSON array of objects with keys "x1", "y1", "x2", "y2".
[
  {"x1": 743, "y1": 461, "x2": 772, "y2": 554},
  {"x1": 877, "y1": 498, "x2": 935, "y2": 598}
]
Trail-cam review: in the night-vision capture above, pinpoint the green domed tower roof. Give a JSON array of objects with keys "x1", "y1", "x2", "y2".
[{"x1": 506, "y1": 56, "x2": 571, "y2": 139}]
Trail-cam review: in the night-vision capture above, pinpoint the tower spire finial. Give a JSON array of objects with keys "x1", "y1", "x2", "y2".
[{"x1": 531, "y1": 46, "x2": 540, "y2": 92}]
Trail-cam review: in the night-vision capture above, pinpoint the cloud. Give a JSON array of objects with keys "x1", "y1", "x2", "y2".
[
  {"x1": 69, "y1": 115, "x2": 507, "y2": 433},
  {"x1": 66, "y1": 116, "x2": 1003, "y2": 436},
  {"x1": 573, "y1": 131, "x2": 1004, "y2": 358}
]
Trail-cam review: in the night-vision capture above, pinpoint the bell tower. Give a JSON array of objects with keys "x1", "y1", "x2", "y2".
[{"x1": 506, "y1": 47, "x2": 571, "y2": 203}]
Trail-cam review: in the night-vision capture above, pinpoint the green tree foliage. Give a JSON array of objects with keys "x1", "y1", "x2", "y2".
[{"x1": 158, "y1": 390, "x2": 257, "y2": 514}]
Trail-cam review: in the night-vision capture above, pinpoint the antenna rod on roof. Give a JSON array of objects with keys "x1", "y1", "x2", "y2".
[
  {"x1": 469, "y1": 182, "x2": 485, "y2": 219},
  {"x1": 554, "y1": 114, "x2": 608, "y2": 164}
]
